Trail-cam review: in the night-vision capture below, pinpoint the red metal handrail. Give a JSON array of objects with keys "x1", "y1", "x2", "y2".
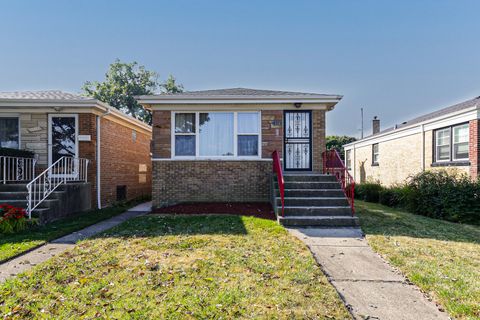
[
  {"x1": 272, "y1": 150, "x2": 285, "y2": 217},
  {"x1": 322, "y1": 149, "x2": 355, "y2": 215}
]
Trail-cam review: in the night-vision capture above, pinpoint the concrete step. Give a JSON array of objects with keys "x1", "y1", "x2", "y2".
[
  {"x1": 283, "y1": 206, "x2": 353, "y2": 217},
  {"x1": 282, "y1": 174, "x2": 337, "y2": 182},
  {"x1": 0, "y1": 184, "x2": 28, "y2": 192},
  {"x1": 277, "y1": 189, "x2": 345, "y2": 197},
  {"x1": 0, "y1": 191, "x2": 65, "y2": 201},
  {"x1": 284, "y1": 181, "x2": 341, "y2": 189},
  {"x1": 276, "y1": 197, "x2": 349, "y2": 207},
  {"x1": 0, "y1": 199, "x2": 59, "y2": 209},
  {"x1": 278, "y1": 216, "x2": 359, "y2": 227}
]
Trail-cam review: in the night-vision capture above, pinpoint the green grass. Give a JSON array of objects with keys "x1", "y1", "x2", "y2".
[
  {"x1": 0, "y1": 198, "x2": 147, "y2": 263},
  {"x1": 0, "y1": 215, "x2": 350, "y2": 319},
  {"x1": 357, "y1": 200, "x2": 480, "y2": 320}
]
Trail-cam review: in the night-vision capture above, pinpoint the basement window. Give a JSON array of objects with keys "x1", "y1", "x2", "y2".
[{"x1": 116, "y1": 185, "x2": 127, "y2": 201}]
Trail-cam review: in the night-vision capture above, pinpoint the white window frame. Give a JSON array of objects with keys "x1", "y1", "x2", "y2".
[
  {"x1": 0, "y1": 114, "x2": 21, "y2": 149},
  {"x1": 345, "y1": 149, "x2": 352, "y2": 170},
  {"x1": 434, "y1": 123, "x2": 469, "y2": 163},
  {"x1": 372, "y1": 143, "x2": 379, "y2": 165},
  {"x1": 452, "y1": 123, "x2": 469, "y2": 161},
  {"x1": 435, "y1": 127, "x2": 451, "y2": 163},
  {"x1": 171, "y1": 111, "x2": 262, "y2": 160}
]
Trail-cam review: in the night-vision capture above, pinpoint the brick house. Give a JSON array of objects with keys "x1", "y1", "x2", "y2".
[
  {"x1": 344, "y1": 96, "x2": 480, "y2": 186},
  {"x1": 136, "y1": 88, "x2": 348, "y2": 216},
  {"x1": 0, "y1": 90, "x2": 151, "y2": 221}
]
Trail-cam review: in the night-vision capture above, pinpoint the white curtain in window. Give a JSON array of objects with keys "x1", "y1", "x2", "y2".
[{"x1": 199, "y1": 113, "x2": 234, "y2": 156}]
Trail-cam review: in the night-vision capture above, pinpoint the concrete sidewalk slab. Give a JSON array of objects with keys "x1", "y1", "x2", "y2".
[
  {"x1": 0, "y1": 202, "x2": 151, "y2": 283},
  {"x1": 288, "y1": 227, "x2": 449, "y2": 320}
]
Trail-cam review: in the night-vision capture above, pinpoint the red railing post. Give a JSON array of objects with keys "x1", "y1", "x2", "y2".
[
  {"x1": 272, "y1": 151, "x2": 285, "y2": 217},
  {"x1": 322, "y1": 149, "x2": 356, "y2": 215}
]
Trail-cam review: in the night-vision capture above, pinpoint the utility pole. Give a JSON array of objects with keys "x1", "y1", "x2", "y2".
[{"x1": 360, "y1": 107, "x2": 364, "y2": 139}]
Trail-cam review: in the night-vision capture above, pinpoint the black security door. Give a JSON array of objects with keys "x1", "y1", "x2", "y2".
[{"x1": 284, "y1": 111, "x2": 312, "y2": 171}]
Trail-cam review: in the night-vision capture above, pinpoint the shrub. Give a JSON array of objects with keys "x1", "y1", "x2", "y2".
[
  {"x1": 0, "y1": 204, "x2": 32, "y2": 233},
  {"x1": 378, "y1": 185, "x2": 412, "y2": 208},
  {"x1": 406, "y1": 170, "x2": 480, "y2": 224},
  {"x1": 355, "y1": 183, "x2": 383, "y2": 202}
]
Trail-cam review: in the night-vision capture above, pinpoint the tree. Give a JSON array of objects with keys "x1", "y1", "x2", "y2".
[
  {"x1": 82, "y1": 60, "x2": 183, "y2": 124},
  {"x1": 326, "y1": 135, "x2": 357, "y2": 159}
]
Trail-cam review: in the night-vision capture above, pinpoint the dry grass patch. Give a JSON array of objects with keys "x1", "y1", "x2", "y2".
[{"x1": 0, "y1": 215, "x2": 349, "y2": 319}]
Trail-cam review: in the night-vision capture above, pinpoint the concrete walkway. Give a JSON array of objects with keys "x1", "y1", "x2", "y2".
[
  {"x1": 0, "y1": 202, "x2": 151, "y2": 283},
  {"x1": 288, "y1": 227, "x2": 449, "y2": 320}
]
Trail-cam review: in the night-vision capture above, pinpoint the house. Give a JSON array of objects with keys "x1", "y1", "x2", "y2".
[
  {"x1": 136, "y1": 88, "x2": 358, "y2": 227},
  {"x1": 0, "y1": 90, "x2": 152, "y2": 222},
  {"x1": 343, "y1": 96, "x2": 480, "y2": 186}
]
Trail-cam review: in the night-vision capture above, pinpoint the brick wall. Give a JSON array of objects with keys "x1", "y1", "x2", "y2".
[
  {"x1": 152, "y1": 110, "x2": 171, "y2": 158},
  {"x1": 312, "y1": 110, "x2": 326, "y2": 172},
  {"x1": 152, "y1": 160, "x2": 271, "y2": 208},
  {"x1": 78, "y1": 114, "x2": 98, "y2": 206},
  {"x1": 261, "y1": 110, "x2": 283, "y2": 158},
  {"x1": 469, "y1": 119, "x2": 479, "y2": 179}
]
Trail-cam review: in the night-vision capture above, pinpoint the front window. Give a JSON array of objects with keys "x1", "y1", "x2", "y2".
[
  {"x1": 345, "y1": 150, "x2": 352, "y2": 170},
  {"x1": 0, "y1": 117, "x2": 19, "y2": 149},
  {"x1": 372, "y1": 144, "x2": 379, "y2": 165},
  {"x1": 434, "y1": 123, "x2": 469, "y2": 162},
  {"x1": 173, "y1": 112, "x2": 261, "y2": 158}
]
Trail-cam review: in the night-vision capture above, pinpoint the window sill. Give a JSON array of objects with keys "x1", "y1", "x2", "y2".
[
  {"x1": 371, "y1": 163, "x2": 379, "y2": 167},
  {"x1": 431, "y1": 161, "x2": 470, "y2": 167}
]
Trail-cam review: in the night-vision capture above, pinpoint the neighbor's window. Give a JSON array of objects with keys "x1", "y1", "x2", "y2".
[
  {"x1": 173, "y1": 112, "x2": 260, "y2": 158},
  {"x1": 435, "y1": 123, "x2": 469, "y2": 162},
  {"x1": 0, "y1": 117, "x2": 19, "y2": 149},
  {"x1": 345, "y1": 150, "x2": 352, "y2": 170},
  {"x1": 372, "y1": 143, "x2": 379, "y2": 165}
]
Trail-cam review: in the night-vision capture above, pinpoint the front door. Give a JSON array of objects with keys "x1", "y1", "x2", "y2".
[
  {"x1": 284, "y1": 111, "x2": 312, "y2": 171},
  {"x1": 48, "y1": 114, "x2": 78, "y2": 176}
]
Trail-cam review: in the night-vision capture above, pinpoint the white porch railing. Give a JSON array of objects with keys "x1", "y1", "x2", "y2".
[
  {"x1": 26, "y1": 156, "x2": 89, "y2": 218},
  {"x1": 1, "y1": 156, "x2": 37, "y2": 184}
]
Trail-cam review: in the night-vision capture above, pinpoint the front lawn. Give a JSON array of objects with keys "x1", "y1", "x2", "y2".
[
  {"x1": 0, "y1": 215, "x2": 350, "y2": 319},
  {"x1": 357, "y1": 200, "x2": 480, "y2": 320},
  {"x1": 0, "y1": 198, "x2": 147, "y2": 263}
]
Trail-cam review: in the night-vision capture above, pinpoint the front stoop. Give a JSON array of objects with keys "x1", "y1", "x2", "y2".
[{"x1": 273, "y1": 173, "x2": 358, "y2": 227}]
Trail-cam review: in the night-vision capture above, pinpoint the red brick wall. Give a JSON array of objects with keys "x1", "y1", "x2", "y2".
[
  {"x1": 261, "y1": 110, "x2": 283, "y2": 158},
  {"x1": 78, "y1": 114, "x2": 152, "y2": 208},
  {"x1": 469, "y1": 119, "x2": 479, "y2": 179},
  {"x1": 312, "y1": 110, "x2": 326, "y2": 172},
  {"x1": 152, "y1": 111, "x2": 171, "y2": 158}
]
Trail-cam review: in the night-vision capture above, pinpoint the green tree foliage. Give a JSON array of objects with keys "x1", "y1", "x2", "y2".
[
  {"x1": 326, "y1": 135, "x2": 357, "y2": 159},
  {"x1": 82, "y1": 60, "x2": 183, "y2": 124}
]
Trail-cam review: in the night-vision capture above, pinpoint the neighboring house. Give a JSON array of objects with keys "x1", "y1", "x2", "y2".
[
  {"x1": 0, "y1": 90, "x2": 151, "y2": 221},
  {"x1": 136, "y1": 88, "x2": 346, "y2": 209},
  {"x1": 344, "y1": 96, "x2": 480, "y2": 186}
]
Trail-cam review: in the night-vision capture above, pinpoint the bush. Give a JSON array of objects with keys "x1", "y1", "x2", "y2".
[
  {"x1": 0, "y1": 204, "x2": 32, "y2": 233},
  {"x1": 0, "y1": 147, "x2": 35, "y2": 158},
  {"x1": 378, "y1": 185, "x2": 412, "y2": 207},
  {"x1": 406, "y1": 170, "x2": 480, "y2": 224},
  {"x1": 355, "y1": 183, "x2": 383, "y2": 202}
]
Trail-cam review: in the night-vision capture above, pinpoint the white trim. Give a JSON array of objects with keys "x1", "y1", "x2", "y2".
[
  {"x1": 344, "y1": 107, "x2": 478, "y2": 149},
  {"x1": 171, "y1": 111, "x2": 262, "y2": 160},
  {"x1": 96, "y1": 115, "x2": 101, "y2": 209},
  {"x1": 147, "y1": 103, "x2": 331, "y2": 111},
  {"x1": 47, "y1": 114, "x2": 79, "y2": 171}
]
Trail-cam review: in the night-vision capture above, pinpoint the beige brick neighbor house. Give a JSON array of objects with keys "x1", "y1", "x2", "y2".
[
  {"x1": 0, "y1": 91, "x2": 151, "y2": 222},
  {"x1": 136, "y1": 88, "x2": 344, "y2": 211},
  {"x1": 344, "y1": 96, "x2": 480, "y2": 186}
]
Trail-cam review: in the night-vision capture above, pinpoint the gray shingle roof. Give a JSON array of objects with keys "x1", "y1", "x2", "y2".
[
  {"x1": 366, "y1": 96, "x2": 480, "y2": 139},
  {"x1": 162, "y1": 87, "x2": 334, "y2": 97},
  {"x1": 0, "y1": 90, "x2": 92, "y2": 101}
]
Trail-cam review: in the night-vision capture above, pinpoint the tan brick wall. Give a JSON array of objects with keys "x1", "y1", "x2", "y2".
[
  {"x1": 20, "y1": 113, "x2": 48, "y2": 167},
  {"x1": 469, "y1": 119, "x2": 479, "y2": 178},
  {"x1": 349, "y1": 127, "x2": 472, "y2": 186},
  {"x1": 152, "y1": 160, "x2": 271, "y2": 208}
]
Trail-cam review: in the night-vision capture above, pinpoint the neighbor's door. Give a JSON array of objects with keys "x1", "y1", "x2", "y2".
[
  {"x1": 284, "y1": 110, "x2": 312, "y2": 171},
  {"x1": 48, "y1": 114, "x2": 79, "y2": 177}
]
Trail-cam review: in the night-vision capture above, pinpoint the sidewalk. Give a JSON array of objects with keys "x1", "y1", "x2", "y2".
[
  {"x1": 0, "y1": 202, "x2": 151, "y2": 283},
  {"x1": 288, "y1": 227, "x2": 449, "y2": 320}
]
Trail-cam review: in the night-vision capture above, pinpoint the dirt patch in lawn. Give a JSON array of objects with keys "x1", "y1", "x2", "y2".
[{"x1": 153, "y1": 202, "x2": 276, "y2": 220}]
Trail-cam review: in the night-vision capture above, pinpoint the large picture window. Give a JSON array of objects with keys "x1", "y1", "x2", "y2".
[
  {"x1": 434, "y1": 123, "x2": 469, "y2": 162},
  {"x1": 0, "y1": 117, "x2": 19, "y2": 149},
  {"x1": 173, "y1": 112, "x2": 261, "y2": 158}
]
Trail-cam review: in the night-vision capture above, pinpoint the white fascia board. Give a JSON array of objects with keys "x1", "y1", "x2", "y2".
[
  {"x1": 145, "y1": 103, "x2": 331, "y2": 112},
  {"x1": 344, "y1": 106, "x2": 479, "y2": 149},
  {"x1": 140, "y1": 98, "x2": 339, "y2": 105}
]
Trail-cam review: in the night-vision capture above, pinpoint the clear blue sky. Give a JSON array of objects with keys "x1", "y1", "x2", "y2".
[{"x1": 1, "y1": 0, "x2": 479, "y2": 136}]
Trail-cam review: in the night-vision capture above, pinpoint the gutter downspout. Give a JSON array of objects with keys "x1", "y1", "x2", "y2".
[
  {"x1": 421, "y1": 124, "x2": 425, "y2": 171},
  {"x1": 97, "y1": 108, "x2": 111, "y2": 209}
]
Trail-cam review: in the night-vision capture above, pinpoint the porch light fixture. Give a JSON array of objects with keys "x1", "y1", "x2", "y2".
[{"x1": 294, "y1": 103, "x2": 302, "y2": 108}]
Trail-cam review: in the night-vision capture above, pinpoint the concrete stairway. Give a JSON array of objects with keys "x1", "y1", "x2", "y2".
[{"x1": 273, "y1": 173, "x2": 359, "y2": 227}]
